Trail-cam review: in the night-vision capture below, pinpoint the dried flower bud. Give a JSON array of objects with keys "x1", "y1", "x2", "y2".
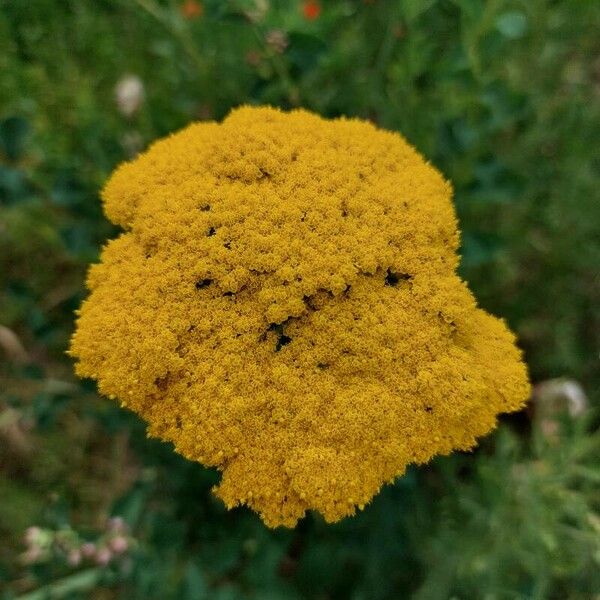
[
  {"x1": 265, "y1": 29, "x2": 288, "y2": 54},
  {"x1": 115, "y1": 75, "x2": 144, "y2": 118},
  {"x1": 245, "y1": 0, "x2": 269, "y2": 24},
  {"x1": 245, "y1": 50, "x2": 262, "y2": 67},
  {"x1": 533, "y1": 378, "x2": 588, "y2": 418}
]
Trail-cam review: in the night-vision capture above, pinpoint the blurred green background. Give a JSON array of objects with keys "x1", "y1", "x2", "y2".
[{"x1": 1, "y1": 0, "x2": 599, "y2": 598}]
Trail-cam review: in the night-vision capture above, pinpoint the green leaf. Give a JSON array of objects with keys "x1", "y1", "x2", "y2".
[
  {"x1": 287, "y1": 32, "x2": 327, "y2": 72},
  {"x1": 50, "y1": 170, "x2": 87, "y2": 208},
  {"x1": 495, "y1": 11, "x2": 528, "y2": 39},
  {"x1": 0, "y1": 165, "x2": 31, "y2": 204},
  {"x1": 181, "y1": 562, "x2": 208, "y2": 600},
  {"x1": 402, "y1": 0, "x2": 438, "y2": 24},
  {"x1": 460, "y1": 232, "x2": 501, "y2": 268},
  {"x1": 0, "y1": 116, "x2": 30, "y2": 161},
  {"x1": 15, "y1": 568, "x2": 102, "y2": 600}
]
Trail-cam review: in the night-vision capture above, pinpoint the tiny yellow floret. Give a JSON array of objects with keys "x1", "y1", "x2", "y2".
[{"x1": 70, "y1": 106, "x2": 530, "y2": 527}]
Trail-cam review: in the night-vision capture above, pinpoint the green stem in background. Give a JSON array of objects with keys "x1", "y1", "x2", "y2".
[
  {"x1": 250, "y1": 24, "x2": 300, "y2": 107},
  {"x1": 132, "y1": 0, "x2": 207, "y2": 77},
  {"x1": 459, "y1": 0, "x2": 503, "y2": 81},
  {"x1": 373, "y1": 5, "x2": 398, "y2": 75},
  {"x1": 16, "y1": 568, "x2": 103, "y2": 600}
]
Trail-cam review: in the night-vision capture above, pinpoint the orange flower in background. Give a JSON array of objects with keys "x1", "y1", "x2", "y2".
[
  {"x1": 302, "y1": 0, "x2": 321, "y2": 21},
  {"x1": 181, "y1": 0, "x2": 203, "y2": 19}
]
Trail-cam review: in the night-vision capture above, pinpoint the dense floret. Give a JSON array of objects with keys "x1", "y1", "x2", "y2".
[{"x1": 70, "y1": 106, "x2": 530, "y2": 527}]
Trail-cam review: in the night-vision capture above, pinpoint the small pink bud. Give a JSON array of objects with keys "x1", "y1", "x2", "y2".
[
  {"x1": 67, "y1": 549, "x2": 82, "y2": 566},
  {"x1": 81, "y1": 542, "x2": 96, "y2": 558},
  {"x1": 24, "y1": 526, "x2": 41, "y2": 546},
  {"x1": 109, "y1": 536, "x2": 128, "y2": 554},
  {"x1": 22, "y1": 546, "x2": 42, "y2": 565},
  {"x1": 107, "y1": 516, "x2": 126, "y2": 533},
  {"x1": 95, "y1": 547, "x2": 112, "y2": 566}
]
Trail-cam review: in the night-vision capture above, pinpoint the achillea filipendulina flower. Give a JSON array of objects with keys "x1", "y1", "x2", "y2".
[{"x1": 70, "y1": 106, "x2": 530, "y2": 527}]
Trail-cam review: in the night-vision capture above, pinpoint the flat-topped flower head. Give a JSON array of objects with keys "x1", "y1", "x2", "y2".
[{"x1": 70, "y1": 106, "x2": 530, "y2": 527}]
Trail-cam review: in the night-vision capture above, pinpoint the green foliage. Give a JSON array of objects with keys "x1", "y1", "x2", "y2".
[{"x1": 1, "y1": 0, "x2": 599, "y2": 598}]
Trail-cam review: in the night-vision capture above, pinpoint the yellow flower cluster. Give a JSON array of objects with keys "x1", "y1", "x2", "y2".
[{"x1": 70, "y1": 106, "x2": 530, "y2": 527}]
